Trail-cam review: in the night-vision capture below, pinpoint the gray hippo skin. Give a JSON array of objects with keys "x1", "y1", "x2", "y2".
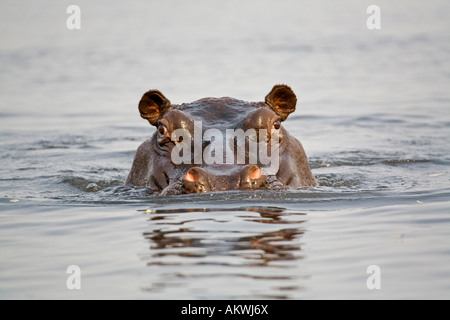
[{"x1": 125, "y1": 84, "x2": 317, "y2": 194}]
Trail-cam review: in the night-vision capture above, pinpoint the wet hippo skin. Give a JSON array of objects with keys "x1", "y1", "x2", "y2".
[{"x1": 125, "y1": 84, "x2": 317, "y2": 195}]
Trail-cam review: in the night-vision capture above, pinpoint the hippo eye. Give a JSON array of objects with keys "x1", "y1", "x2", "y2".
[
  {"x1": 273, "y1": 120, "x2": 281, "y2": 130},
  {"x1": 158, "y1": 124, "x2": 167, "y2": 135}
]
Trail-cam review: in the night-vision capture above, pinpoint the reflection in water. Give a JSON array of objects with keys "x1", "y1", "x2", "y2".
[{"x1": 139, "y1": 206, "x2": 308, "y2": 299}]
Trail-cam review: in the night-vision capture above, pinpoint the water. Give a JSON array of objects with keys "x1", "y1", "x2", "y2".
[{"x1": 1, "y1": 0, "x2": 449, "y2": 299}]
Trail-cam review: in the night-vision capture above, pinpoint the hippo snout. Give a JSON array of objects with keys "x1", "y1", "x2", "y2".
[
  {"x1": 182, "y1": 165, "x2": 267, "y2": 194},
  {"x1": 182, "y1": 167, "x2": 211, "y2": 193},
  {"x1": 238, "y1": 165, "x2": 266, "y2": 189}
]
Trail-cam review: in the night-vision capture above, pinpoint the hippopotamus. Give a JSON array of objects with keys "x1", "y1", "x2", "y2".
[{"x1": 125, "y1": 84, "x2": 317, "y2": 194}]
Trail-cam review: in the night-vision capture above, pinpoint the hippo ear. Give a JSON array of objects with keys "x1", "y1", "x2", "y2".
[
  {"x1": 138, "y1": 90, "x2": 171, "y2": 126},
  {"x1": 265, "y1": 85, "x2": 297, "y2": 121}
]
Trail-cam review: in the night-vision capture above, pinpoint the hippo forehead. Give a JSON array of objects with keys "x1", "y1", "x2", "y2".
[{"x1": 175, "y1": 97, "x2": 267, "y2": 129}]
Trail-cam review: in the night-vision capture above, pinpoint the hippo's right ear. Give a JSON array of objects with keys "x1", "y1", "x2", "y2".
[
  {"x1": 265, "y1": 84, "x2": 297, "y2": 121},
  {"x1": 138, "y1": 90, "x2": 171, "y2": 126}
]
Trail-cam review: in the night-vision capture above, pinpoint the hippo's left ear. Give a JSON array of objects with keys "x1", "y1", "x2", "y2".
[
  {"x1": 138, "y1": 89, "x2": 172, "y2": 126},
  {"x1": 265, "y1": 85, "x2": 297, "y2": 121}
]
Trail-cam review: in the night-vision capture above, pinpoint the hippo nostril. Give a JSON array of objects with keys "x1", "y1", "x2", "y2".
[
  {"x1": 240, "y1": 164, "x2": 266, "y2": 189},
  {"x1": 248, "y1": 165, "x2": 262, "y2": 180},
  {"x1": 184, "y1": 168, "x2": 199, "y2": 182},
  {"x1": 182, "y1": 167, "x2": 210, "y2": 193}
]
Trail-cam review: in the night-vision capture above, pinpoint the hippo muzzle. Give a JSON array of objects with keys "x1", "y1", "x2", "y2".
[{"x1": 182, "y1": 164, "x2": 267, "y2": 194}]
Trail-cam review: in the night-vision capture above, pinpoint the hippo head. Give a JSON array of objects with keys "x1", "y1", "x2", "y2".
[{"x1": 125, "y1": 85, "x2": 317, "y2": 195}]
